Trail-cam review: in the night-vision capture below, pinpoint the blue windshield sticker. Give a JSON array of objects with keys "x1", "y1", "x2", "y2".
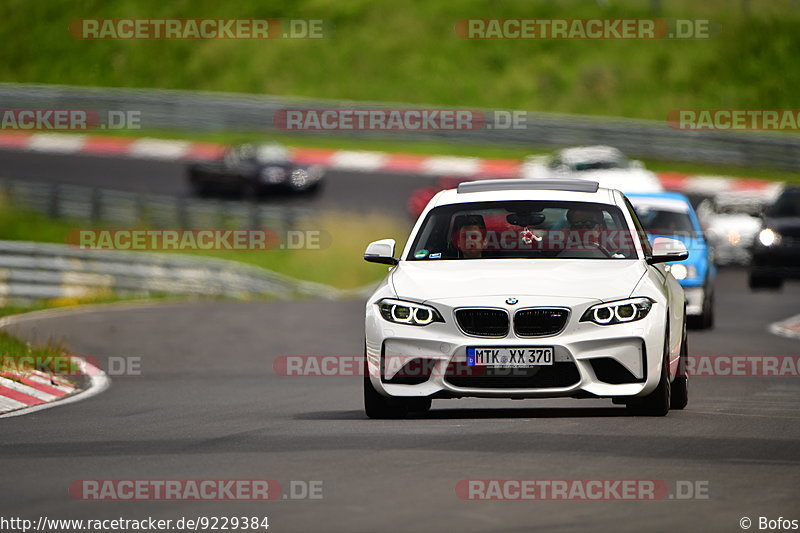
[{"x1": 429, "y1": 252, "x2": 442, "y2": 259}]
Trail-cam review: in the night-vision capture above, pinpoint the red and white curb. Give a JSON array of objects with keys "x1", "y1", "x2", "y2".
[
  {"x1": 0, "y1": 132, "x2": 779, "y2": 196},
  {"x1": 0, "y1": 369, "x2": 76, "y2": 412},
  {"x1": 770, "y1": 314, "x2": 800, "y2": 341},
  {"x1": 0, "y1": 306, "x2": 113, "y2": 419},
  {"x1": 0, "y1": 358, "x2": 108, "y2": 418}
]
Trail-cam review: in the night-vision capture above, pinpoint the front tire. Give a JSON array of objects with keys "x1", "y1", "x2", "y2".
[
  {"x1": 627, "y1": 332, "x2": 671, "y2": 416},
  {"x1": 363, "y1": 357, "x2": 432, "y2": 419},
  {"x1": 688, "y1": 288, "x2": 714, "y2": 330},
  {"x1": 364, "y1": 375, "x2": 407, "y2": 419},
  {"x1": 670, "y1": 325, "x2": 689, "y2": 410}
]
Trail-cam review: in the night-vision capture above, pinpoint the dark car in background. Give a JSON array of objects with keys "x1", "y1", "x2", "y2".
[
  {"x1": 750, "y1": 186, "x2": 800, "y2": 289},
  {"x1": 188, "y1": 143, "x2": 324, "y2": 198}
]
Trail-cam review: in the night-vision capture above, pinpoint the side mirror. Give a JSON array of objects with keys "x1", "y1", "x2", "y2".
[
  {"x1": 647, "y1": 237, "x2": 689, "y2": 264},
  {"x1": 364, "y1": 239, "x2": 399, "y2": 265}
]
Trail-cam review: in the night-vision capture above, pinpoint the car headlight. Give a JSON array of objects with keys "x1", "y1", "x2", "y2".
[
  {"x1": 758, "y1": 228, "x2": 780, "y2": 247},
  {"x1": 290, "y1": 168, "x2": 310, "y2": 189},
  {"x1": 666, "y1": 264, "x2": 698, "y2": 281},
  {"x1": 377, "y1": 298, "x2": 444, "y2": 326},
  {"x1": 307, "y1": 165, "x2": 324, "y2": 180},
  {"x1": 580, "y1": 297, "x2": 654, "y2": 326},
  {"x1": 262, "y1": 166, "x2": 286, "y2": 183}
]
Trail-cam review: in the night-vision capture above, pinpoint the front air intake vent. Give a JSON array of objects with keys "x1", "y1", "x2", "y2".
[
  {"x1": 455, "y1": 308, "x2": 509, "y2": 337},
  {"x1": 513, "y1": 308, "x2": 569, "y2": 337}
]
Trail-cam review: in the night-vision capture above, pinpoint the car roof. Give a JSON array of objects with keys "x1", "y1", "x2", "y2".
[
  {"x1": 626, "y1": 191, "x2": 692, "y2": 212},
  {"x1": 557, "y1": 145, "x2": 625, "y2": 164},
  {"x1": 431, "y1": 179, "x2": 617, "y2": 208}
]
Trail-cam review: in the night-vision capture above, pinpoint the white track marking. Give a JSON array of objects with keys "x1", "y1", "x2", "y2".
[
  {"x1": 329, "y1": 150, "x2": 388, "y2": 171},
  {"x1": 28, "y1": 133, "x2": 87, "y2": 153},
  {"x1": 769, "y1": 313, "x2": 800, "y2": 340},
  {"x1": 422, "y1": 156, "x2": 481, "y2": 176},
  {"x1": 0, "y1": 376, "x2": 57, "y2": 401},
  {"x1": 129, "y1": 138, "x2": 191, "y2": 159},
  {"x1": 0, "y1": 395, "x2": 27, "y2": 411},
  {"x1": 26, "y1": 373, "x2": 76, "y2": 393}
]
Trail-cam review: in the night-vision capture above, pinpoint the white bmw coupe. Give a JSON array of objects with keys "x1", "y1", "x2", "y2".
[{"x1": 363, "y1": 179, "x2": 689, "y2": 418}]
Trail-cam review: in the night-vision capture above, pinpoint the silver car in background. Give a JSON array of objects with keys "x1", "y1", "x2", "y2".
[
  {"x1": 697, "y1": 188, "x2": 782, "y2": 266},
  {"x1": 522, "y1": 145, "x2": 664, "y2": 194}
]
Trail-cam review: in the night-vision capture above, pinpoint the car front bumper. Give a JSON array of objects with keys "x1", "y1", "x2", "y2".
[
  {"x1": 751, "y1": 243, "x2": 800, "y2": 279},
  {"x1": 682, "y1": 287, "x2": 705, "y2": 316},
  {"x1": 365, "y1": 299, "x2": 668, "y2": 400}
]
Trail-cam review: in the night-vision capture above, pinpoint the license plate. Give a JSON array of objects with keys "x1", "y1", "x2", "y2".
[{"x1": 467, "y1": 347, "x2": 554, "y2": 367}]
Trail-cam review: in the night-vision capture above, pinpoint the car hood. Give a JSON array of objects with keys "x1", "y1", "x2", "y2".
[
  {"x1": 390, "y1": 259, "x2": 647, "y2": 302},
  {"x1": 707, "y1": 215, "x2": 761, "y2": 241},
  {"x1": 707, "y1": 214, "x2": 761, "y2": 232}
]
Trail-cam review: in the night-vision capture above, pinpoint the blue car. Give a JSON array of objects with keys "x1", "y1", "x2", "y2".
[{"x1": 627, "y1": 192, "x2": 716, "y2": 329}]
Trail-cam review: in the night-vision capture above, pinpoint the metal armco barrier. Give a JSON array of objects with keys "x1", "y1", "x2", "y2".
[
  {"x1": 1, "y1": 83, "x2": 798, "y2": 170},
  {"x1": 0, "y1": 240, "x2": 343, "y2": 303},
  {"x1": 0, "y1": 178, "x2": 309, "y2": 231}
]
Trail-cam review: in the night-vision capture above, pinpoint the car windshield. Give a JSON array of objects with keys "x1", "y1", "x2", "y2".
[
  {"x1": 634, "y1": 207, "x2": 696, "y2": 237},
  {"x1": 766, "y1": 191, "x2": 800, "y2": 217},
  {"x1": 407, "y1": 200, "x2": 638, "y2": 260},
  {"x1": 573, "y1": 160, "x2": 627, "y2": 171},
  {"x1": 224, "y1": 145, "x2": 256, "y2": 164},
  {"x1": 256, "y1": 144, "x2": 290, "y2": 163},
  {"x1": 717, "y1": 202, "x2": 762, "y2": 216}
]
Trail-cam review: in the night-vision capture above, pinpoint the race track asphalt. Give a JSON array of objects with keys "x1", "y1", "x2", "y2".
[
  {"x1": 0, "y1": 149, "x2": 435, "y2": 218},
  {"x1": 1, "y1": 268, "x2": 799, "y2": 533}
]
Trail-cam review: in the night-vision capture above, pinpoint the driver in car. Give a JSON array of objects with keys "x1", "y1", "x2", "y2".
[
  {"x1": 563, "y1": 207, "x2": 607, "y2": 256},
  {"x1": 453, "y1": 214, "x2": 487, "y2": 259}
]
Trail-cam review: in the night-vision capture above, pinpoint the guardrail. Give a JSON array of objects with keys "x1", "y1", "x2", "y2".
[
  {"x1": 0, "y1": 179, "x2": 349, "y2": 303},
  {"x1": 0, "y1": 177, "x2": 309, "y2": 231},
  {"x1": 0, "y1": 240, "x2": 343, "y2": 303},
  {"x1": 1, "y1": 83, "x2": 798, "y2": 170}
]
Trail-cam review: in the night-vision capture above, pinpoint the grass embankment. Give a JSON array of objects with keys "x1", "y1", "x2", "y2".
[
  {"x1": 1, "y1": 0, "x2": 797, "y2": 121},
  {"x1": 0, "y1": 330, "x2": 76, "y2": 380},
  {"x1": 3, "y1": 1, "x2": 798, "y2": 181},
  {"x1": 0, "y1": 199, "x2": 410, "y2": 292}
]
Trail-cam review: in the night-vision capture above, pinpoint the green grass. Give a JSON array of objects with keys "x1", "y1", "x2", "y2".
[
  {"x1": 0, "y1": 295, "x2": 175, "y2": 319},
  {"x1": 168, "y1": 210, "x2": 410, "y2": 289},
  {"x1": 0, "y1": 330, "x2": 77, "y2": 377},
  {"x1": 0, "y1": 0, "x2": 796, "y2": 122},
  {"x1": 0, "y1": 199, "x2": 410, "y2": 290}
]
